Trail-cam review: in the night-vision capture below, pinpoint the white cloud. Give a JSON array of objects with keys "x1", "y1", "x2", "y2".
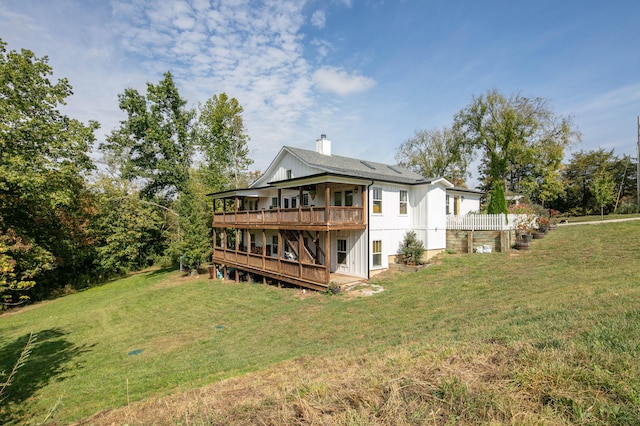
[
  {"x1": 0, "y1": 0, "x2": 373, "y2": 171},
  {"x1": 313, "y1": 66, "x2": 376, "y2": 95},
  {"x1": 570, "y1": 83, "x2": 640, "y2": 115},
  {"x1": 311, "y1": 38, "x2": 332, "y2": 58},
  {"x1": 311, "y1": 9, "x2": 326, "y2": 28}
]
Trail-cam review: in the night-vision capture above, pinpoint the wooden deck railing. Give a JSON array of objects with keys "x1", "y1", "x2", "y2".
[
  {"x1": 213, "y1": 206, "x2": 363, "y2": 227},
  {"x1": 212, "y1": 248, "x2": 328, "y2": 286}
]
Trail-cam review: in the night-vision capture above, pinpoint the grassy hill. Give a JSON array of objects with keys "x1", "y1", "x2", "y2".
[{"x1": 1, "y1": 221, "x2": 639, "y2": 424}]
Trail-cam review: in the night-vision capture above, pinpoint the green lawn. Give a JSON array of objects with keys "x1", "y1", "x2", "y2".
[
  {"x1": 1, "y1": 221, "x2": 640, "y2": 424},
  {"x1": 562, "y1": 213, "x2": 640, "y2": 223}
]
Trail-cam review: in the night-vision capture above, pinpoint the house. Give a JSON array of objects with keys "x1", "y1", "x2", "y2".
[
  {"x1": 209, "y1": 135, "x2": 481, "y2": 291},
  {"x1": 447, "y1": 186, "x2": 482, "y2": 216}
]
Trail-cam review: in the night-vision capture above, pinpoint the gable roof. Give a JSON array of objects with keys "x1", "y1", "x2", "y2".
[{"x1": 249, "y1": 145, "x2": 450, "y2": 188}]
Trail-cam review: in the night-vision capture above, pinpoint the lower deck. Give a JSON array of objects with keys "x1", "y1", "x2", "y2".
[
  {"x1": 212, "y1": 227, "x2": 368, "y2": 290},
  {"x1": 212, "y1": 248, "x2": 329, "y2": 290},
  {"x1": 210, "y1": 260, "x2": 365, "y2": 291}
]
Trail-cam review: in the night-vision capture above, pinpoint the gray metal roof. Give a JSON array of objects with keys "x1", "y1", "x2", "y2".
[{"x1": 285, "y1": 146, "x2": 434, "y2": 185}]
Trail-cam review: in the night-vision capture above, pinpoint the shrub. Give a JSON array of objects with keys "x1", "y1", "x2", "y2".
[
  {"x1": 618, "y1": 201, "x2": 639, "y2": 214},
  {"x1": 396, "y1": 231, "x2": 425, "y2": 265},
  {"x1": 487, "y1": 181, "x2": 507, "y2": 215}
]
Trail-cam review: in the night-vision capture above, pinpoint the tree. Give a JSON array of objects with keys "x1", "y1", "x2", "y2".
[
  {"x1": 0, "y1": 39, "x2": 97, "y2": 303},
  {"x1": 89, "y1": 176, "x2": 167, "y2": 276},
  {"x1": 101, "y1": 83, "x2": 254, "y2": 273},
  {"x1": 487, "y1": 180, "x2": 508, "y2": 215},
  {"x1": 197, "y1": 93, "x2": 253, "y2": 190},
  {"x1": 610, "y1": 154, "x2": 638, "y2": 213},
  {"x1": 591, "y1": 168, "x2": 616, "y2": 219},
  {"x1": 453, "y1": 89, "x2": 579, "y2": 200},
  {"x1": 101, "y1": 72, "x2": 195, "y2": 200},
  {"x1": 395, "y1": 127, "x2": 471, "y2": 186},
  {"x1": 172, "y1": 170, "x2": 212, "y2": 273},
  {"x1": 559, "y1": 149, "x2": 615, "y2": 215},
  {"x1": 530, "y1": 167, "x2": 565, "y2": 208}
]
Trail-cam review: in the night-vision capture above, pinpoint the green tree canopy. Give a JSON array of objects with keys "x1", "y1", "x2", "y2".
[
  {"x1": 395, "y1": 127, "x2": 471, "y2": 187},
  {"x1": 89, "y1": 176, "x2": 168, "y2": 276},
  {"x1": 101, "y1": 80, "x2": 254, "y2": 274},
  {"x1": 453, "y1": 89, "x2": 579, "y2": 200},
  {"x1": 0, "y1": 39, "x2": 98, "y2": 303},
  {"x1": 559, "y1": 149, "x2": 615, "y2": 215},
  {"x1": 591, "y1": 168, "x2": 616, "y2": 219},
  {"x1": 197, "y1": 93, "x2": 252, "y2": 190},
  {"x1": 101, "y1": 72, "x2": 195, "y2": 200},
  {"x1": 172, "y1": 170, "x2": 212, "y2": 272}
]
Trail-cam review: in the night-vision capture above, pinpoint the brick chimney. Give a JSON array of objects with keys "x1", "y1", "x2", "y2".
[{"x1": 316, "y1": 134, "x2": 331, "y2": 156}]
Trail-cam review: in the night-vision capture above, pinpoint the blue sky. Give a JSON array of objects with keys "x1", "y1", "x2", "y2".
[{"x1": 2, "y1": 0, "x2": 639, "y2": 182}]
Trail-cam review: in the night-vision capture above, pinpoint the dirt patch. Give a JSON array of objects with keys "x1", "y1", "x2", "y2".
[{"x1": 341, "y1": 283, "x2": 384, "y2": 299}]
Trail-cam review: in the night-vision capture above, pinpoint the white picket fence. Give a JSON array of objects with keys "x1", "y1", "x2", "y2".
[{"x1": 446, "y1": 214, "x2": 534, "y2": 231}]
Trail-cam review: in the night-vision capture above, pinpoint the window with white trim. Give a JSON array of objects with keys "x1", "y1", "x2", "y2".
[
  {"x1": 337, "y1": 239, "x2": 347, "y2": 264},
  {"x1": 399, "y1": 190, "x2": 408, "y2": 215},
  {"x1": 372, "y1": 187, "x2": 382, "y2": 213},
  {"x1": 373, "y1": 240, "x2": 382, "y2": 267}
]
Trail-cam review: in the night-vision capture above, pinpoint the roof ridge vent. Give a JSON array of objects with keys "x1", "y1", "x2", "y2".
[{"x1": 360, "y1": 160, "x2": 376, "y2": 169}]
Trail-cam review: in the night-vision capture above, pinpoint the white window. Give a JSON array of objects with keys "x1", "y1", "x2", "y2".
[
  {"x1": 446, "y1": 195, "x2": 451, "y2": 215},
  {"x1": 372, "y1": 187, "x2": 382, "y2": 214},
  {"x1": 373, "y1": 240, "x2": 382, "y2": 267},
  {"x1": 337, "y1": 239, "x2": 347, "y2": 264},
  {"x1": 271, "y1": 197, "x2": 278, "y2": 209},
  {"x1": 302, "y1": 193, "x2": 309, "y2": 206},
  {"x1": 286, "y1": 169, "x2": 292, "y2": 179},
  {"x1": 399, "y1": 190, "x2": 408, "y2": 215}
]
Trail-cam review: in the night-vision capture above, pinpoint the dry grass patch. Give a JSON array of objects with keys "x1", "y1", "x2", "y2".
[{"x1": 81, "y1": 341, "x2": 567, "y2": 425}]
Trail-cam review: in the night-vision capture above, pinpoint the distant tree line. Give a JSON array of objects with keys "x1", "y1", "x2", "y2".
[
  {"x1": 396, "y1": 89, "x2": 638, "y2": 216},
  {"x1": 0, "y1": 39, "x2": 252, "y2": 306}
]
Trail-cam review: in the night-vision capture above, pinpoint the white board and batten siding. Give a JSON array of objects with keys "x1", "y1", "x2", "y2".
[
  {"x1": 331, "y1": 229, "x2": 368, "y2": 278},
  {"x1": 368, "y1": 183, "x2": 414, "y2": 270},
  {"x1": 424, "y1": 185, "x2": 447, "y2": 250},
  {"x1": 268, "y1": 151, "x2": 320, "y2": 183}
]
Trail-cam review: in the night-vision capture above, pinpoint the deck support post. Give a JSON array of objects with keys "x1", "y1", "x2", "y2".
[{"x1": 325, "y1": 230, "x2": 331, "y2": 286}]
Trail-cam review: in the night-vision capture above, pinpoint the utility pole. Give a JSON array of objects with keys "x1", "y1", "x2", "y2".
[{"x1": 637, "y1": 116, "x2": 640, "y2": 211}]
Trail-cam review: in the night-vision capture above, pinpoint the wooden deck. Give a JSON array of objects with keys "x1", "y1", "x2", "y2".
[
  {"x1": 213, "y1": 206, "x2": 365, "y2": 230},
  {"x1": 211, "y1": 249, "x2": 367, "y2": 291},
  {"x1": 212, "y1": 248, "x2": 328, "y2": 290}
]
